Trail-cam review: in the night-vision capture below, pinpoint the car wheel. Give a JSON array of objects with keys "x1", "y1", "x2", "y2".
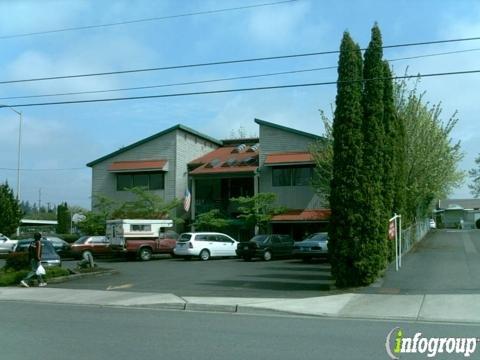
[
  {"x1": 139, "y1": 247, "x2": 152, "y2": 261},
  {"x1": 199, "y1": 249, "x2": 210, "y2": 261},
  {"x1": 263, "y1": 250, "x2": 272, "y2": 261}
]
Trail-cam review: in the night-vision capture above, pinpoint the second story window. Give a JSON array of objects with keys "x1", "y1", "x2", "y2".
[
  {"x1": 272, "y1": 166, "x2": 313, "y2": 187},
  {"x1": 117, "y1": 172, "x2": 165, "y2": 191}
]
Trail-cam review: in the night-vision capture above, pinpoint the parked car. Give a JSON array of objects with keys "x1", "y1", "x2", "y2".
[
  {"x1": 43, "y1": 236, "x2": 72, "y2": 258},
  {"x1": 293, "y1": 232, "x2": 329, "y2": 262},
  {"x1": 71, "y1": 235, "x2": 111, "y2": 259},
  {"x1": 236, "y1": 234, "x2": 294, "y2": 261},
  {"x1": 0, "y1": 234, "x2": 17, "y2": 255},
  {"x1": 14, "y1": 239, "x2": 61, "y2": 267},
  {"x1": 429, "y1": 219, "x2": 437, "y2": 229},
  {"x1": 174, "y1": 232, "x2": 238, "y2": 261}
]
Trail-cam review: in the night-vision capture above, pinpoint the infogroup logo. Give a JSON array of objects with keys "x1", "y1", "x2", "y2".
[{"x1": 385, "y1": 327, "x2": 478, "y2": 359}]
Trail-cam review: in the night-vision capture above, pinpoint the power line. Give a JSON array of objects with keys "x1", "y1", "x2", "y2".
[
  {"x1": 2, "y1": 69, "x2": 479, "y2": 109},
  {"x1": 1, "y1": 47, "x2": 479, "y2": 101},
  {"x1": 0, "y1": 167, "x2": 86, "y2": 171},
  {"x1": 0, "y1": 0, "x2": 298, "y2": 40},
  {"x1": 2, "y1": 35, "x2": 480, "y2": 85}
]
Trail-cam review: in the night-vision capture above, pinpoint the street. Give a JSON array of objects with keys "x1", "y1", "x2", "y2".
[{"x1": 1, "y1": 301, "x2": 479, "y2": 360}]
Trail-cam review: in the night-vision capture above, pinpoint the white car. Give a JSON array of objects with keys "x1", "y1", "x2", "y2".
[
  {"x1": 0, "y1": 234, "x2": 18, "y2": 254},
  {"x1": 174, "y1": 232, "x2": 238, "y2": 261}
]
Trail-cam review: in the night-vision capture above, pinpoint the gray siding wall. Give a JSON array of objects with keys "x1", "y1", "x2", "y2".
[
  {"x1": 91, "y1": 129, "x2": 218, "y2": 211},
  {"x1": 258, "y1": 124, "x2": 324, "y2": 209},
  {"x1": 175, "y1": 130, "x2": 219, "y2": 199},
  {"x1": 91, "y1": 131, "x2": 177, "y2": 208}
]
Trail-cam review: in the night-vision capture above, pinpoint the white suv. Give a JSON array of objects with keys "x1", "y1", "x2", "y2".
[
  {"x1": 0, "y1": 234, "x2": 18, "y2": 254},
  {"x1": 174, "y1": 232, "x2": 238, "y2": 261}
]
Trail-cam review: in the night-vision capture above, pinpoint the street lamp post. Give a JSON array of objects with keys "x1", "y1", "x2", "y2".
[{"x1": 1, "y1": 105, "x2": 22, "y2": 200}]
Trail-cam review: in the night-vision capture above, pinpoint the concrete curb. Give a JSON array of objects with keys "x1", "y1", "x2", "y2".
[{"x1": 47, "y1": 268, "x2": 119, "y2": 284}]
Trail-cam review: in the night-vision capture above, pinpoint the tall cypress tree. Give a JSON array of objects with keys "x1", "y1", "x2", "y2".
[
  {"x1": 329, "y1": 32, "x2": 364, "y2": 287},
  {"x1": 382, "y1": 61, "x2": 397, "y2": 260},
  {"x1": 57, "y1": 202, "x2": 71, "y2": 234},
  {"x1": 357, "y1": 24, "x2": 388, "y2": 284}
]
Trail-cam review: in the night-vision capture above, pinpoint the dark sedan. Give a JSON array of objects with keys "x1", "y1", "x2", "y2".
[
  {"x1": 236, "y1": 234, "x2": 294, "y2": 261},
  {"x1": 43, "y1": 236, "x2": 72, "y2": 258},
  {"x1": 293, "y1": 232, "x2": 329, "y2": 262},
  {"x1": 14, "y1": 239, "x2": 61, "y2": 267}
]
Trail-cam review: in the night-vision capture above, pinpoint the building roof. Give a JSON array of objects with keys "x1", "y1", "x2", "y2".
[
  {"x1": 438, "y1": 199, "x2": 480, "y2": 210},
  {"x1": 270, "y1": 209, "x2": 331, "y2": 222},
  {"x1": 87, "y1": 124, "x2": 222, "y2": 167},
  {"x1": 108, "y1": 160, "x2": 168, "y2": 172},
  {"x1": 264, "y1": 151, "x2": 314, "y2": 166},
  {"x1": 189, "y1": 145, "x2": 259, "y2": 176},
  {"x1": 254, "y1": 118, "x2": 323, "y2": 140}
]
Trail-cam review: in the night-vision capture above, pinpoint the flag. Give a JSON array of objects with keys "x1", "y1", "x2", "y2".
[{"x1": 183, "y1": 188, "x2": 191, "y2": 212}]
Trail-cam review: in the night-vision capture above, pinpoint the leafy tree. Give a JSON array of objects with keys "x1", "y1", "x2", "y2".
[
  {"x1": 0, "y1": 182, "x2": 22, "y2": 236},
  {"x1": 356, "y1": 24, "x2": 388, "y2": 284},
  {"x1": 469, "y1": 154, "x2": 480, "y2": 198},
  {"x1": 77, "y1": 195, "x2": 116, "y2": 235},
  {"x1": 328, "y1": 31, "x2": 365, "y2": 287},
  {"x1": 394, "y1": 78, "x2": 464, "y2": 222},
  {"x1": 193, "y1": 209, "x2": 231, "y2": 231},
  {"x1": 310, "y1": 111, "x2": 333, "y2": 205},
  {"x1": 111, "y1": 187, "x2": 180, "y2": 219},
  {"x1": 56, "y1": 202, "x2": 71, "y2": 234},
  {"x1": 230, "y1": 193, "x2": 285, "y2": 234}
]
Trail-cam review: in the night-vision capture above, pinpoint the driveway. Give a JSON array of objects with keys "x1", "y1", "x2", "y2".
[
  {"x1": 47, "y1": 257, "x2": 334, "y2": 298},
  {"x1": 368, "y1": 229, "x2": 480, "y2": 294}
]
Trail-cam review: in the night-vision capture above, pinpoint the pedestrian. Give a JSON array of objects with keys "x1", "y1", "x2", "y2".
[{"x1": 20, "y1": 232, "x2": 47, "y2": 287}]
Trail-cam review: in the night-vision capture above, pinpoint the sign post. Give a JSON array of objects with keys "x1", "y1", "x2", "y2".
[{"x1": 389, "y1": 214, "x2": 402, "y2": 271}]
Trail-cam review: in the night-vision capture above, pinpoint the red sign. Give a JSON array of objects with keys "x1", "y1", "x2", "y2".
[{"x1": 388, "y1": 220, "x2": 396, "y2": 240}]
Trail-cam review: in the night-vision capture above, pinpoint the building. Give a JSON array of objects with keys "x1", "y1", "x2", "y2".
[
  {"x1": 435, "y1": 199, "x2": 480, "y2": 229},
  {"x1": 87, "y1": 119, "x2": 330, "y2": 239}
]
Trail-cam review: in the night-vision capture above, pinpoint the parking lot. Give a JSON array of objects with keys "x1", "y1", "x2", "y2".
[{"x1": 43, "y1": 256, "x2": 335, "y2": 298}]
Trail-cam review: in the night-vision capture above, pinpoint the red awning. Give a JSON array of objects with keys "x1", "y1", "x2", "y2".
[
  {"x1": 108, "y1": 160, "x2": 168, "y2": 172},
  {"x1": 264, "y1": 152, "x2": 314, "y2": 166},
  {"x1": 271, "y1": 209, "x2": 331, "y2": 223}
]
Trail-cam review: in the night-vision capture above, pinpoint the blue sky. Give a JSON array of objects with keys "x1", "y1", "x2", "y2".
[{"x1": 0, "y1": 0, "x2": 479, "y2": 209}]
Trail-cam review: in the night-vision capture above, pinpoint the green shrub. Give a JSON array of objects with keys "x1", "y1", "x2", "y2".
[
  {"x1": 0, "y1": 269, "x2": 28, "y2": 286},
  {"x1": 5, "y1": 252, "x2": 30, "y2": 271},
  {"x1": 45, "y1": 267, "x2": 71, "y2": 279}
]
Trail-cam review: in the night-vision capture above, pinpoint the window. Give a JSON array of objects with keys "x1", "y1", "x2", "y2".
[
  {"x1": 195, "y1": 234, "x2": 208, "y2": 241},
  {"x1": 131, "y1": 224, "x2": 151, "y2": 232},
  {"x1": 272, "y1": 166, "x2": 313, "y2": 187},
  {"x1": 217, "y1": 235, "x2": 233, "y2": 243},
  {"x1": 116, "y1": 172, "x2": 165, "y2": 191}
]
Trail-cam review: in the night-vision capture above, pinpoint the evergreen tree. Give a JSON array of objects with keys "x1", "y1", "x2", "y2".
[
  {"x1": 0, "y1": 182, "x2": 22, "y2": 236},
  {"x1": 57, "y1": 202, "x2": 71, "y2": 234},
  {"x1": 328, "y1": 32, "x2": 364, "y2": 287},
  {"x1": 357, "y1": 24, "x2": 388, "y2": 284}
]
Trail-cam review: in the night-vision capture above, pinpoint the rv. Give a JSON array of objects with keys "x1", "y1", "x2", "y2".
[{"x1": 106, "y1": 219, "x2": 177, "y2": 261}]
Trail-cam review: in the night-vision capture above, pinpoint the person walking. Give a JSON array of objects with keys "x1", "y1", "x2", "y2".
[{"x1": 20, "y1": 232, "x2": 47, "y2": 287}]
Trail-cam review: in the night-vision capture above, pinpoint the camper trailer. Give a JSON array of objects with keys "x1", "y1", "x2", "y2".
[{"x1": 106, "y1": 219, "x2": 177, "y2": 261}]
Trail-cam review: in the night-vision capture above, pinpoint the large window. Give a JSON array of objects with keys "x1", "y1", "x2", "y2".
[
  {"x1": 272, "y1": 166, "x2": 313, "y2": 187},
  {"x1": 116, "y1": 172, "x2": 165, "y2": 191}
]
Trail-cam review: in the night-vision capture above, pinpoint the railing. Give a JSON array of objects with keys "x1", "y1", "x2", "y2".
[{"x1": 400, "y1": 218, "x2": 430, "y2": 256}]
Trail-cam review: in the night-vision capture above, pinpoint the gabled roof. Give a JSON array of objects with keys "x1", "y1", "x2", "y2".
[
  {"x1": 189, "y1": 145, "x2": 259, "y2": 176},
  {"x1": 254, "y1": 118, "x2": 323, "y2": 140},
  {"x1": 87, "y1": 124, "x2": 222, "y2": 167}
]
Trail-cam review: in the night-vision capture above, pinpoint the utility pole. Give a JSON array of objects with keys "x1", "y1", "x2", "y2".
[{"x1": 38, "y1": 188, "x2": 42, "y2": 210}]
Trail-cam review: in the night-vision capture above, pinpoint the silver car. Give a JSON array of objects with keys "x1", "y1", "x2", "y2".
[{"x1": 293, "y1": 232, "x2": 329, "y2": 262}]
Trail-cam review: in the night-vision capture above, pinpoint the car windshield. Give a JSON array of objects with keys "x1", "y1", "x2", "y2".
[
  {"x1": 179, "y1": 233, "x2": 192, "y2": 242},
  {"x1": 74, "y1": 236, "x2": 89, "y2": 244},
  {"x1": 251, "y1": 235, "x2": 269, "y2": 244},
  {"x1": 304, "y1": 233, "x2": 328, "y2": 242}
]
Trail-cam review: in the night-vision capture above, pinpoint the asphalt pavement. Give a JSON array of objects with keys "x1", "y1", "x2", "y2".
[{"x1": 2, "y1": 301, "x2": 480, "y2": 360}]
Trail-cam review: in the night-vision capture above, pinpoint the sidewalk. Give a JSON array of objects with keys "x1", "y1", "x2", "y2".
[{"x1": 1, "y1": 287, "x2": 479, "y2": 323}]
